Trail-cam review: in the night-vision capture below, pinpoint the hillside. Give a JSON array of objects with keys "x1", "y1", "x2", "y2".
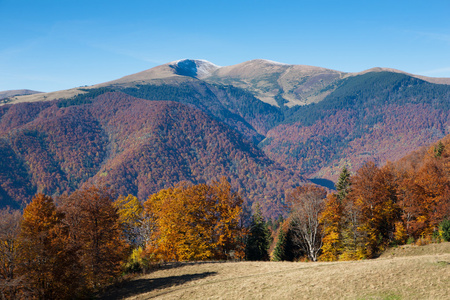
[
  {"x1": 99, "y1": 242, "x2": 450, "y2": 300},
  {"x1": 2, "y1": 59, "x2": 450, "y2": 212},
  {"x1": 262, "y1": 71, "x2": 450, "y2": 180},
  {"x1": 0, "y1": 92, "x2": 305, "y2": 216},
  {"x1": 61, "y1": 69, "x2": 450, "y2": 183},
  {"x1": 0, "y1": 89, "x2": 42, "y2": 104}
]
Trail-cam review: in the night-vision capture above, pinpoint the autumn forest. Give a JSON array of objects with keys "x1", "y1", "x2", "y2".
[{"x1": 1, "y1": 65, "x2": 450, "y2": 299}]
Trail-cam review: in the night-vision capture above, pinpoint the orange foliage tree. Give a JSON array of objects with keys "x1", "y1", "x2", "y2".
[
  {"x1": 396, "y1": 144, "x2": 450, "y2": 239},
  {"x1": 143, "y1": 178, "x2": 244, "y2": 261},
  {"x1": 341, "y1": 162, "x2": 399, "y2": 258},
  {"x1": 59, "y1": 186, "x2": 126, "y2": 289},
  {"x1": 18, "y1": 193, "x2": 80, "y2": 299}
]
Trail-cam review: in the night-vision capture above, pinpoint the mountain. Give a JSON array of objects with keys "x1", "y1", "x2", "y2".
[
  {"x1": 2, "y1": 59, "x2": 450, "y2": 214},
  {"x1": 0, "y1": 89, "x2": 42, "y2": 104},
  {"x1": 262, "y1": 71, "x2": 450, "y2": 180},
  {"x1": 207, "y1": 59, "x2": 345, "y2": 107},
  {"x1": 0, "y1": 92, "x2": 305, "y2": 216}
]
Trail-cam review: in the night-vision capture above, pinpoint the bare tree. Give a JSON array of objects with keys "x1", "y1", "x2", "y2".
[{"x1": 287, "y1": 185, "x2": 327, "y2": 262}]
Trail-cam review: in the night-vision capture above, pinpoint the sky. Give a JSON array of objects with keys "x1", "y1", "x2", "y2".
[{"x1": 1, "y1": 0, "x2": 450, "y2": 92}]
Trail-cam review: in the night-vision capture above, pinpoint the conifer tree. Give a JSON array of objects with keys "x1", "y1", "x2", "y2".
[
  {"x1": 272, "y1": 219, "x2": 301, "y2": 261},
  {"x1": 434, "y1": 141, "x2": 445, "y2": 158},
  {"x1": 336, "y1": 166, "x2": 351, "y2": 200},
  {"x1": 283, "y1": 221, "x2": 302, "y2": 261},
  {"x1": 245, "y1": 205, "x2": 270, "y2": 261},
  {"x1": 272, "y1": 227, "x2": 286, "y2": 261}
]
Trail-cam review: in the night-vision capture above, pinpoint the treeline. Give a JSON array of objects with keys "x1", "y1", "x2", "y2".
[
  {"x1": 0, "y1": 178, "x2": 247, "y2": 299},
  {"x1": 2, "y1": 144, "x2": 450, "y2": 299},
  {"x1": 269, "y1": 140, "x2": 450, "y2": 262},
  {"x1": 0, "y1": 186, "x2": 126, "y2": 299}
]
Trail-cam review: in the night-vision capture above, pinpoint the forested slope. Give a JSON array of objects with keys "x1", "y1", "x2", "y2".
[
  {"x1": 0, "y1": 92, "x2": 304, "y2": 216},
  {"x1": 262, "y1": 72, "x2": 450, "y2": 180},
  {"x1": 2, "y1": 64, "x2": 450, "y2": 214}
]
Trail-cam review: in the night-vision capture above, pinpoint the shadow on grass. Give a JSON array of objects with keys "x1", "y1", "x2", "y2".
[{"x1": 98, "y1": 271, "x2": 217, "y2": 300}]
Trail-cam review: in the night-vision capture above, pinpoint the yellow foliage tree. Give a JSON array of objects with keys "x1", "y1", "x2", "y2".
[
  {"x1": 143, "y1": 178, "x2": 244, "y2": 261},
  {"x1": 319, "y1": 194, "x2": 343, "y2": 261},
  {"x1": 114, "y1": 194, "x2": 144, "y2": 247}
]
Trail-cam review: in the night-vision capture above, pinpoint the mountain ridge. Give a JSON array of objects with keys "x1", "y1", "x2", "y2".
[{"x1": 6, "y1": 59, "x2": 450, "y2": 106}]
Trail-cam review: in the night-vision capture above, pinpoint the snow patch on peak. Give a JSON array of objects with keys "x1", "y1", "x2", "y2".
[
  {"x1": 169, "y1": 59, "x2": 221, "y2": 78},
  {"x1": 260, "y1": 59, "x2": 289, "y2": 66}
]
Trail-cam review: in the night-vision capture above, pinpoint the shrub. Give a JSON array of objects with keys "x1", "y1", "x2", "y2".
[
  {"x1": 416, "y1": 235, "x2": 431, "y2": 246},
  {"x1": 432, "y1": 230, "x2": 441, "y2": 243},
  {"x1": 439, "y1": 220, "x2": 450, "y2": 242},
  {"x1": 124, "y1": 247, "x2": 150, "y2": 274}
]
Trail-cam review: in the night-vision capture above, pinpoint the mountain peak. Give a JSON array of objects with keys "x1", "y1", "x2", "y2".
[
  {"x1": 169, "y1": 59, "x2": 221, "y2": 79},
  {"x1": 249, "y1": 59, "x2": 290, "y2": 66}
]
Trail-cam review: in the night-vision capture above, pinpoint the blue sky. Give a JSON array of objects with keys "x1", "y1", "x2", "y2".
[{"x1": 1, "y1": 0, "x2": 450, "y2": 92}]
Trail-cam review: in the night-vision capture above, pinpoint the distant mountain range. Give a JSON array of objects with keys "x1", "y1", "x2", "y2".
[
  {"x1": 0, "y1": 89, "x2": 42, "y2": 103},
  {"x1": 2, "y1": 59, "x2": 450, "y2": 215}
]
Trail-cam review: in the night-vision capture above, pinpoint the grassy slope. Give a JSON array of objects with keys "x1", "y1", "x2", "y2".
[{"x1": 101, "y1": 243, "x2": 450, "y2": 300}]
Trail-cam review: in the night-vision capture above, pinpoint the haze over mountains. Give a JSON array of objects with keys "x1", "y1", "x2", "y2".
[{"x1": 1, "y1": 59, "x2": 450, "y2": 215}]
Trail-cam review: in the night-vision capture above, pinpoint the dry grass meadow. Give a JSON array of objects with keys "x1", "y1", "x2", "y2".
[{"x1": 100, "y1": 242, "x2": 450, "y2": 300}]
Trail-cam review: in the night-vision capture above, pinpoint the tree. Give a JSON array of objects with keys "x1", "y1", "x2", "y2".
[
  {"x1": 113, "y1": 194, "x2": 145, "y2": 247},
  {"x1": 287, "y1": 184, "x2": 327, "y2": 262},
  {"x1": 60, "y1": 186, "x2": 126, "y2": 289},
  {"x1": 396, "y1": 156, "x2": 450, "y2": 239},
  {"x1": 440, "y1": 219, "x2": 450, "y2": 242},
  {"x1": 319, "y1": 194, "x2": 343, "y2": 261},
  {"x1": 18, "y1": 193, "x2": 77, "y2": 300},
  {"x1": 336, "y1": 166, "x2": 351, "y2": 200},
  {"x1": 144, "y1": 178, "x2": 244, "y2": 261},
  {"x1": 0, "y1": 208, "x2": 23, "y2": 300},
  {"x1": 434, "y1": 141, "x2": 445, "y2": 158},
  {"x1": 272, "y1": 218, "x2": 301, "y2": 261},
  {"x1": 245, "y1": 204, "x2": 271, "y2": 261},
  {"x1": 344, "y1": 162, "x2": 399, "y2": 258},
  {"x1": 272, "y1": 227, "x2": 286, "y2": 261}
]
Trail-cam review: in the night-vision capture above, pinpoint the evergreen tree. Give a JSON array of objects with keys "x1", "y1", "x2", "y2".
[
  {"x1": 272, "y1": 228, "x2": 286, "y2": 261},
  {"x1": 434, "y1": 141, "x2": 445, "y2": 158},
  {"x1": 245, "y1": 205, "x2": 270, "y2": 261},
  {"x1": 284, "y1": 222, "x2": 302, "y2": 261},
  {"x1": 336, "y1": 166, "x2": 352, "y2": 200}
]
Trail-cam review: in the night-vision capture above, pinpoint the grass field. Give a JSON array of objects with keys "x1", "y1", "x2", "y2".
[{"x1": 100, "y1": 242, "x2": 450, "y2": 300}]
